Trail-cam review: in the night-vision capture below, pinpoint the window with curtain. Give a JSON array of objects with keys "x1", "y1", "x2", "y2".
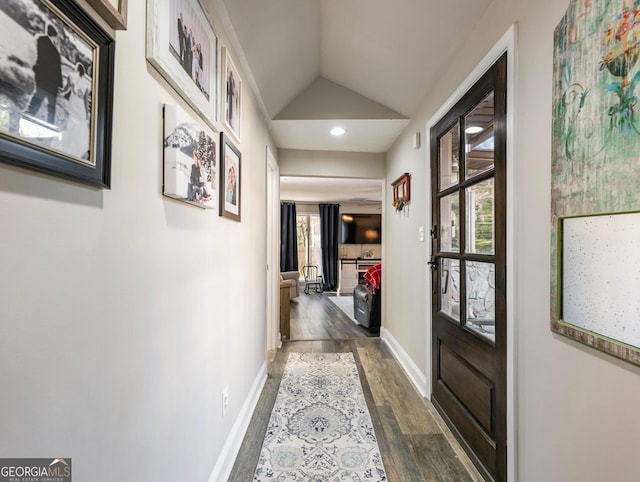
[{"x1": 296, "y1": 214, "x2": 322, "y2": 279}]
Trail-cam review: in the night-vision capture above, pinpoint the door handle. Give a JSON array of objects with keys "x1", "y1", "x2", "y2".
[{"x1": 427, "y1": 257, "x2": 438, "y2": 270}]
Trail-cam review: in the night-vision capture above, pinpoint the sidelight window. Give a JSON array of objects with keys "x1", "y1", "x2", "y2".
[{"x1": 296, "y1": 215, "x2": 322, "y2": 280}]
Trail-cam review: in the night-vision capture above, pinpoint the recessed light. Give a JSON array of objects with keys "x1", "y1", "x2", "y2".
[
  {"x1": 330, "y1": 127, "x2": 346, "y2": 136},
  {"x1": 465, "y1": 126, "x2": 483, "y2": 134}
]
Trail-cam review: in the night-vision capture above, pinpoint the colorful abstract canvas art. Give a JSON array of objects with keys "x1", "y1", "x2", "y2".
[{"x1": 552, "y1": 0, "x2": 640, "y2": 364}]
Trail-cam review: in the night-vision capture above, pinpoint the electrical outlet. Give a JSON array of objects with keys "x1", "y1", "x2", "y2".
[{"x1": 222, "y1": 387, "x2": 229, "y2": 417}]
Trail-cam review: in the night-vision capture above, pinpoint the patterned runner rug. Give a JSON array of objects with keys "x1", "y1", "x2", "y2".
[{"x1": 253, "y1": 352, "x2": 387, "y2": 481}]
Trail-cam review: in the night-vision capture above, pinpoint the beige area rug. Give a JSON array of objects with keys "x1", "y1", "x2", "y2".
[
  {"x1": 253, "y1": 352, "x2": 387, "y2": 481},
  {"x1": 327, "y1": 295, "x2": 358, "y2": 324}
]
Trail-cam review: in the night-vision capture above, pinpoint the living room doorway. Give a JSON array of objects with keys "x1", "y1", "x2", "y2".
[
  {"x1": 288, "y1": 204, "x2": 378, "y2": 341},
  {"x1": 280, "y1": 177, "x2": 383, "y2": 342}
]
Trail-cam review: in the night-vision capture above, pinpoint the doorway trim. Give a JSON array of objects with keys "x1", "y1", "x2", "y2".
[
  {"x1": 266, "y1": 146, "x2": 281, "y2": 351},
  {"x1": 424, "y1": 24, "x2": 517, "y2": 481}
]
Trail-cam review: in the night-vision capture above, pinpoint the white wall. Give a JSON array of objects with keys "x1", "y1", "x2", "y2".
[
  {"x1": 383, "y1": 134, "x2": 428, "y2": 373},
  {"x1": 339, "y1": 202, "x2": 381, "y2": 214},
  {"x1": 295, "y1": 203, "x2": 380, "y2": 215},
  {"x1": 275, "y1": 77, "x2": 405, "y2": 120},
  {"x1": 278, "y1": 148, "x2": 385, "y2": 178},
  {"x1": 0, "y1": 2, "x2": 274, "y2": 481},
  {"x1": 384, "y1": 0, "x2": 640, "y2": 480}
]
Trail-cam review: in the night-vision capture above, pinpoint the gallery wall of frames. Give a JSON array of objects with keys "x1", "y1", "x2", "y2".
[{"x1": 0, "y1": 0, "x2": 244, "y2": 221}]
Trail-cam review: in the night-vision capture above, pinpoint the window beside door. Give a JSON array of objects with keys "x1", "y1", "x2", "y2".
[{"x1": 296, "y1": 214, "x2": 322, "y2": 280}]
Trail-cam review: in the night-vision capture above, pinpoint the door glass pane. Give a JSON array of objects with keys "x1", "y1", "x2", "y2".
[
  {"x1": 465, "y1": 92, "x2": 494, "y2": 179},
  {"x1": 439, "y1": 124, "x2": 460, "y2": 190},
  {"x1": 465, "y1": 178, "x2": 495, "y2": 255},
  {"x1": 439, "y1": 192, "x2": 459, "y2": 252},
  {"x1": 440, "y1": 258, "x2": 460, "y2": 322},
  {"x1": 466, "y1": 261, "x2": 495, "y2": 342}
]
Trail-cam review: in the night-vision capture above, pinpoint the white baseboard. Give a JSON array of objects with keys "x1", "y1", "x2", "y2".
[
  {"x1": 380, "y1": 327, "x2": 428, "y2": 398},
  {"x1": 208, "y1": 362, "x2": 267, "y2": 482}
]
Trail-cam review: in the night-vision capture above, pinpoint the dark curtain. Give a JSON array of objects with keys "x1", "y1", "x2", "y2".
[
  {"x1": 280, "y1": 202, "x2": 298, "y2": 272},
  {"x1": 319, "y1": 203, "x2": 340, "y2": 291}
]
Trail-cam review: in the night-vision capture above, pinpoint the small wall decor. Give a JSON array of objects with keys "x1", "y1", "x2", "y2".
[
  {"x1": 222, "y1": 48, "x2": 241, "y2": 142},
  {"x1": 392, "y1": 172, "x2": 411, "y2": 211},
  {"x1": 0, "y1": 0, "x2": 115, "y2": 188},
  {"x1": 551, "y1": 0, "x2": 640, "y2": 365},
  {"x1": 86, "y1": 0, "x2": 128, "y2": 30},
  {"x1": 147, "y1": 0, "x2": 219, "y2": 129},
  {"x1": 163, "y1": 104, "x2": 217, "y2": 209},
  {"x1": 219, "y1": 132, "x2": 241, "y2": 221}
]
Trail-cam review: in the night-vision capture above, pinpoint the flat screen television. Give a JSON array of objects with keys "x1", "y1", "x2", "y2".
[{"x1": 341, "y1": 214, "x2": 382, "y2": 244}]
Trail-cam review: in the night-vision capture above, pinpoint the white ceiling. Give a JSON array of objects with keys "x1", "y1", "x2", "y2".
[{"x1": 213, "y1": 0, "x2": 494, "y2": 199}]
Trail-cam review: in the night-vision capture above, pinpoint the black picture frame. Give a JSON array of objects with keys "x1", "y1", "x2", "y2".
[
  {"x1": 219, "y1": 132, "x2": 241, "y2": 222},
  {"x1": 0, "y1": 0, "x2": 115, "y2": 188}
]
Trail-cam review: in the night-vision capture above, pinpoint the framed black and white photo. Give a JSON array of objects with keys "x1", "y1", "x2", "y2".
[
  {"x1": 223, "y1": 48, "x2": 241, "y2": 142},
  {"x1": 147, "y1": 0, "x2": 218, "y2": 129},
  {"x1": 163, "y1": 104, "x2": 217, "y2": 209},
  {"x1": 0, "y1": 0, "x2": 114, "y2": 188},
  {"x1": 219, "y1": 132, "x2": 240, "y2": 221}
]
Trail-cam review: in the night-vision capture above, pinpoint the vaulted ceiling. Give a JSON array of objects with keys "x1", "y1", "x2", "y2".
[{"x1": 212, "y1": 0, "x2": 494, "y2": 198}]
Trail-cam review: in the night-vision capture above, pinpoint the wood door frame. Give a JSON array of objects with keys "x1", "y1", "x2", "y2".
[{"x1": 424, "y1": 25, "x2": 517, "y2": 482}]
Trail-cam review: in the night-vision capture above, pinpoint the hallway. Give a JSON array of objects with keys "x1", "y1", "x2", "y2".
[
  {"x1": 289, "y1": 292, "x2": 377, "y2": 340},
  {"x1": 229, "y1": 338, "x2": 482, "y2": 481}
]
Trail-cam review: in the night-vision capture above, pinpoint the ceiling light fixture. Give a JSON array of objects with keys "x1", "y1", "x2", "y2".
[
  {"x1": 465, "y1": 126, "x2": 483, "y2": 134},
  {"x1": 330, "y1": 127, "x2": 346, "y2": 136}
]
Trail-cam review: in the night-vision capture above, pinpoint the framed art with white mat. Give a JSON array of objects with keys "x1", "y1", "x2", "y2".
[
  {"x1": 222, "y1": 47, "x2": 241, "y2": 142},
  {"x1": 146, "y1": 0, "x2": 219, "y2": 129},
  {"x1": 163, "y1": 104, "x2": 217, "y2": 209}
]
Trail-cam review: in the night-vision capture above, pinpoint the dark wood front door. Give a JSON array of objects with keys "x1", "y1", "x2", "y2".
[{"x1": 430, "y1": 53, "x2": 507, "y2": 481}]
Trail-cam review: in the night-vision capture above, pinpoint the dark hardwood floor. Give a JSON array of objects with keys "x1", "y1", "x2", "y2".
[
  {"x1": 290, "y1": 292, "x2": 378, "y2": 340},
  {"x1": 228, "y1": 338, "x2": 483, "y2": 481}
]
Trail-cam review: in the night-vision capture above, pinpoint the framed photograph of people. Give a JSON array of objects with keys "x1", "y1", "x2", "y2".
[
  {"x1": 86, "y1": 0, "x2": 128, "y2": 30},
  {"x1": 163, "y1": 104, "x2": 217, "y2": 209},
  {"x1": 222, "y1": 48, "x2": 241, "y2": 142},
  {"x1": 147, "y1": 0, "x2": 218, "y2": 130},
  {"x1": 0, "y1": 0, "x2": 114, "y2": 188},
  {"x1": 219, "y1": 132, "x2": 241, "y2": 221}
]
